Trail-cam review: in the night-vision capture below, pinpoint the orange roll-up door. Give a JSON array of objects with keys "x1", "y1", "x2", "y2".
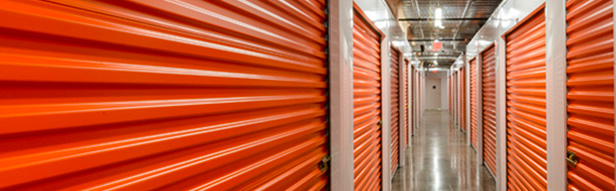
[
  {"x1": 470, "y1": 57, "x2": 479, "y2": 148},
  {"x1": 353, "y1": 3, "x2": 383, "y2": 191},
  {"x1": 454, "y1": 72, "x2": 458, "y2": 127},
  {"x1": 504, "y1": 5, "x2": 547, "y2": 191},
  {"x1": 0, "y1": 0, "x2": 329, "y2": 190},
  {"x1": 482, "y1": 44, "x2": 497, "y2": 175},
  {"x1": 411, "y1": 68, "x2": 421, "y2": 135},
  {"x1": 411, "y1": 66, "x2": 416, "y2": 136},
  {"x1": 404, "y1": 59, "x2": 409, "y2": 146},
  {"x1": 390, "y1": 45, "x2": 401, "y2": 175},
  {"x1": 566, "y1": 0, "x2": 615, "y2": 190},
  {"x1": 450, "y1": 75, "x2": 453, "y2": 113},
  {"x1": 460, "y1": 68, "x2": 466, "y2": 131},
  {"x1": 450, "y1": 75, "x2": 453, "y2": 127}
]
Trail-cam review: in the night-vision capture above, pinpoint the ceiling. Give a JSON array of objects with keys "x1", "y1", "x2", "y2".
[{"x1": 393, "y1": 0, "x2": 503, "y2": 69}]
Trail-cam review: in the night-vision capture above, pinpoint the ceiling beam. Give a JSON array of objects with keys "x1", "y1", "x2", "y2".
[
  {"x1": 398, "y1": 17, "x2": 489, "y2": 21},
  {"x1": 408, "y1": 39, "x2": 466, "y2": 42},
  {"x1": 417, "y1": 57, "x2": 458, "y2": 60}
]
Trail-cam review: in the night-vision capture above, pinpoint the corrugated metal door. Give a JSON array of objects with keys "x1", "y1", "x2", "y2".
[
  {"x1": 566, "y1": 0, "x2": 615, "y2": 190},
  {"x1": 452, "y1": 74, "x2": 456, "y2": 127},
  {"x1": 482, "y1": 44, "x2": 497, "y2": 175},
  {"x1": 390, "y1": 45, "x2": 400, "y2": 175},
  {"x1": 454, "y1": 71, "x2": 458, "y2": 128},
  {"x1": 460, "y1": 68, "x2": 466, "y2": 131},
  {"x1": 0, "y1": 0, "x2": 329, "y2": 190},
  {"x1": 470, "y1": 57, "x2": 479, "y2": 148},
  {"x1": 411, "y1": 66, "x2": 416, "y2": 136},
  {"x1": 353, "y1": 3, "x2": 383, "y2": 190},
  {"x1": 504, "y1": 6, "x2": 547, "y2": 191},
  {"x1": 417, "y1": 69, "x2": 422, "y2": 134},
  {"x1": 450, "y1": 75, "x2": 454, "y2": 127},
  {"x1": 404, "y1": 59, "x2": 409, "y2": 146}
]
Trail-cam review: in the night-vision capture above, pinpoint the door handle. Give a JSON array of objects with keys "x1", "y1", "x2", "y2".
[{"x1": 567, "y1": 150, "x2": 578, "y2": 168}]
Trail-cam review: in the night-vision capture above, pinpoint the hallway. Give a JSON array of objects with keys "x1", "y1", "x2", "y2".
[{"x1": 392, "y1": 110, "x2": 496, "y2": 191}]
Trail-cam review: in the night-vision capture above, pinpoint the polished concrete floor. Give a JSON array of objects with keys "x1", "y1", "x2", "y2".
[{"x1": 392, "y1": 110, "x2": 496, "y2": 191}]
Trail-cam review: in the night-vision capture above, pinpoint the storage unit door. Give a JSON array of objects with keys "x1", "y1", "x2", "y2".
[
  {"x1": 390, "y1": 46, "x2": 401, "y2": 175},
  {"x1": 454, "y1": 72, "x2": 458, "y2": 127},
  {"x1": 0, "y1": 1, "x2": 329, "y2": 190},
  {"x1": 454, "y1": 73, "x2": 458, "y2": 126},
  {"x1": 482, "y1": 45, "x2": 497, "y2": 175},
  {"x1": 412, "y1": 67, "x2": 417, "y2": 135},
  {"x1": 353, "y1": 4, "x2": 383, "y2": 191},
  {"x1": 404, "y1": 59, "x2": 409, "y2": 146},
  {"x1": 505, "y1": 7, "x2": 547, "y2": 191},
  {"x1": 566, "y1": 0, "x2": 615, "y2": 190},
  {"x1": 447, "y1": 74, "x2": 453, "y2": 115},
  {"x1": 450, "y1": 74, "x2": 454, "y2": 126},
  {"x1": 470, "y1": 58, "x2": 479, "y2": 148},
  {"x1": 418, "y1": 70, "x2": 422, "y2": 130},
  {"x1": 460, "y1": 68, "x2": 466, "y2": 131}
]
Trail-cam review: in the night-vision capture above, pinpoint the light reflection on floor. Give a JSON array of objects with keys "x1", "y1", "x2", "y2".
[{"x1": 392, "y1": 110, "x2": 496, "y2": 191}]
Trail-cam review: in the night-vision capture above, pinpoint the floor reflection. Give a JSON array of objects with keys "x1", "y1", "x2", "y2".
[{"x1": 392, "y1": 110, "x2": 496, "y2": 191}]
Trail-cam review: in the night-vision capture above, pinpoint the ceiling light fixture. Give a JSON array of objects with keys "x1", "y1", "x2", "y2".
[{"x1": 435, "y1": 8, "x2": 443, "y2": 28}]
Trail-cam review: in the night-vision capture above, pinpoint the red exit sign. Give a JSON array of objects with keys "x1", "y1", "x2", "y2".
[{"x1": 432, "y1": 41, "x2": 442, "y2": 51}]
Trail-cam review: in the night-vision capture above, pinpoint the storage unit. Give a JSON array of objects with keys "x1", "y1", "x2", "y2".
[
  {"x1": 460, "y1": 68, "x2": 466, "y2": 131},
  {"x1": 454, "y1": 71, "x2": 458, "y2": 128},
  {"x1": 451, "y1": 71, "x2": 455, "y2": 127},
  {"x1": 352, "y1": 3, "x2": 383, "y2": 190},
  {"x1": 404, "y1": 59, "x2": 409, "y2": 146},
  {"x1": 413, "y1": 68, "x2": 419, "y2": 136},
  {"x1": 470, "y1": 57, "x2": 479, "y2": 149},
  {"x1": 450, "y1": 73, "x2": 454, "y2": 127},
  {"x1": 565, "y1": 0, "x2": 615, "y2": 190},
  {"x1": 504, "y1": 6, "x2": 547, "y2": 191},
  {"x1": 390, "y1": 45, "x2": 401, "y2": 175},
  {"x1": 0, "y1": 1, "x2": 329, "y2": 190},
  {"x1": 482, "y1": 44, "x2": 497, "y2": 175},
  {"x1": 416, "y1": 70, "x2": 420, "y2": 132}
]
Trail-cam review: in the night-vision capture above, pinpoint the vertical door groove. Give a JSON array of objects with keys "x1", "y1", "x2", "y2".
[
  {"x1": 566, "y1": 0, "x2": 615, "y2": 190},
  {"x1": 0, "y1": 0, "x2": 329, "y2": 190},
  {"x1": 353, "y1": 3, "x2": 383, "y2": 190},
  {"x1": 505, "y1": 6, "x2": 547, "y2": 191}
]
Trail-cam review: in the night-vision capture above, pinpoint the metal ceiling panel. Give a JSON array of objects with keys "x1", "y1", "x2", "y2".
[{"x1": 399, "y1": 0, "x2": 503, "y2": 64}]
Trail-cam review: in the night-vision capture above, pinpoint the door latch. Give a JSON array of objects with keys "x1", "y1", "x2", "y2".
[
  {"x1": 318, "y1": 155, "x2": 331, "y2": 172},
  {"x1": 567, "y1": 150, "x2": 578, "y2": 168}
]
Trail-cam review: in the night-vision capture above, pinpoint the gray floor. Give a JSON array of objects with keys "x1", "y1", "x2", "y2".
[{"x1": 392, "y1": 110, "x2": 496, "y2": 191}]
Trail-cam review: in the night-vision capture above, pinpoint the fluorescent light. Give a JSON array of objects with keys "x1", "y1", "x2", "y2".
[{"x1": 435, "y1": 8, "x2": 443, "y2": 27}]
